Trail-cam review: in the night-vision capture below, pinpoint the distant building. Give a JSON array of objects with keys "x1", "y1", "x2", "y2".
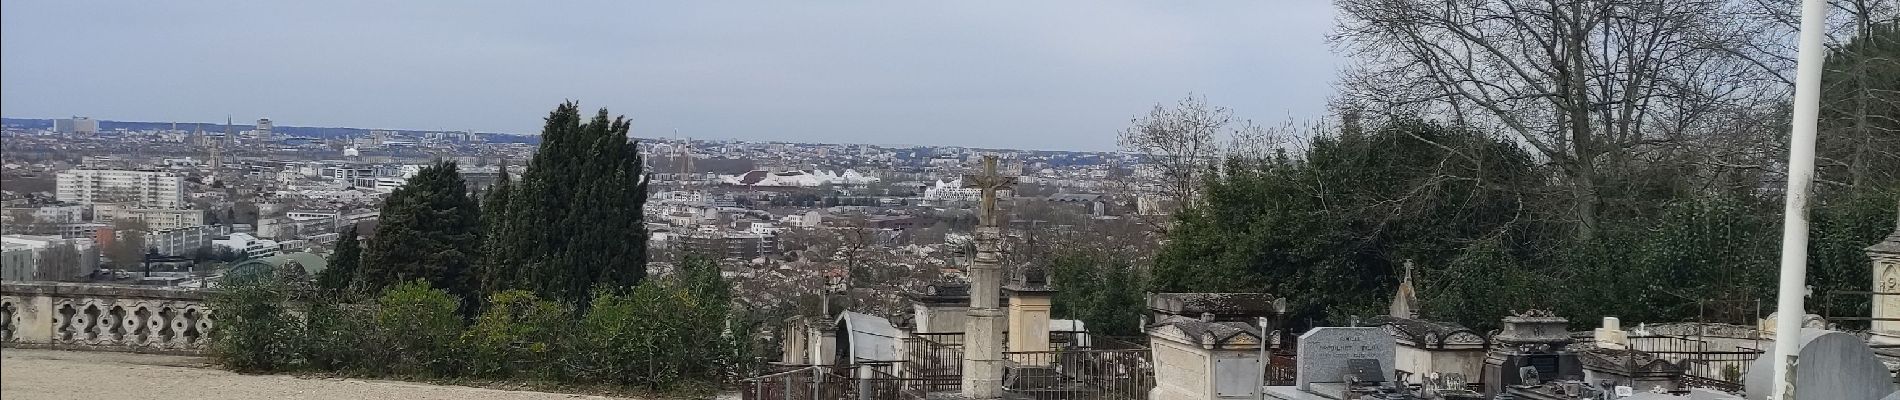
[
  {"x1": 213, "y1": 233, "x2": 279, "y2": 259},
  {"x1": 55, "y1": 169, "x2": 185, "y2": 209},
  {"x1": 321, "y1": 165, "x2": 376, "y2": 182},
  {"x1": 93, "y1": 205, "x2": 205, "y2": 231},
  {"x1": 1, "y1": 234, "x2": 99, "y2": 281},
  {"x1": 923, "y1": 177, "x2": 1004, "y2": 202},
  {"x1": 58, "y1": 223, "x2": 108, "y2": 239},
  {"x1": 254, "y1": 118, "x2": 273, "y2": 136},
  {"x1": 224, "y1": 251, "x2": 327, "y2": 284},
  {"x1": 145, "y1": 225, "x2": 226, "y2": 256},
  {"x1": 53, "y1": 117, "x2": 98, "y2": 134},
  {"x1": 354, "y1": 177, "x2": 407, "y2": 192},
  {"x1": 1, "y1": 204, "x2": 88, "y2": 226},
  {"x1": 682, "y1": 232, "x2": 779, "y2": 260},
  {"x1": 720, "y1": 169, "x2": 880, "y2": 187}
]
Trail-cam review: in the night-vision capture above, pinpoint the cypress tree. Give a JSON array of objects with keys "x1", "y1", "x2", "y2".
[
  {"x1": 360, "y1": 161, "x2": 483, "y2": 305},
  {"x1": 316, "y1": 224, "x2": 361, "y2": 293},
  {"x1": 500, "y1": 102, "x2": 650, "y2": 305},
  {"x1": 478, "y1": 163, "x2": 513, "y2": 295}
]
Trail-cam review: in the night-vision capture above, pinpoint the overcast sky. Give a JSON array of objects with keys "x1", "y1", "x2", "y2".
[{"x1": 2, "y1": 1, "x2": 1340, "y2": 151}]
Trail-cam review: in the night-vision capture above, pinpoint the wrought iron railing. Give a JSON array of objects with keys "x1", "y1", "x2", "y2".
[
  {"x1": 904, "y1": 334, "x2": 964, "y2": 393},
  {"x1": 1627, "y1": 334, "x2": 1761, "y2": 392},
  {"x1": 1001, "y1": 349, "x2": 1155, "y2": 400}
]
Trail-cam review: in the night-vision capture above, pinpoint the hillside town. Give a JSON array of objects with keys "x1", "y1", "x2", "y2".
[
  {"x1": 1, "y1": 116, "x2": 1164, "y2": 316},
  {"x1": 5, "y1": 1, "x2": 1900, "y2": 400}
]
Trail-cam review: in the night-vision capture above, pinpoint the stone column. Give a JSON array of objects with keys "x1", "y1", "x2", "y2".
[
  {"x1": 961, "y1": 226, "x2": 1005, "y2": 399},
  {"x1": 17, "y1": 294, "x2": 54, "y2": 342}
]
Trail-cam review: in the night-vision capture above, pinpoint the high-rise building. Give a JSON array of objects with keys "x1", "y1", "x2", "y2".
[
  {"x1": 255, "y1": 118, "x2": 273, "y2": 136},
  {"x1": 53, "y1": 117, "x2": 99, "y2": 134},
  {"x1": 55, "y1": 169, "x2": 186, "y2": 209}
]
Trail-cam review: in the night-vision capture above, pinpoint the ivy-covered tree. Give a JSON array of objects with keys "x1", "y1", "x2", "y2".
[
  {"x1": 359, "y1": 161, "x2": 482, "y2": 306},
  {"x1": 493, "y1": 102, "x2": 651, "y2": 304},
  {"x1": 315, "y1": 224, "x2": 362, "y2": 293}
]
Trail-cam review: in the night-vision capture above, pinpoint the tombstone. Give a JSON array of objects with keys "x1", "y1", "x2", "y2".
[
  {"x1": 1575, "y1": 347, "x2": 1682, "y2": 393},
  {"x1": 909, "y1": 280, "x2": 971, "y2": 334},
  {"x1": 1742, "y1": 328, "x2": 1896, "y2": 400},
  {"x1": 1005, "y1": 264, "x2": 1056, "y2": 355},
  {"x1": 1368, "y1": 314, "x2": 1489, "y2": 386},
  {"x1": 1483, "y1": 310, "x2": 1581, "y2": 396},
  {"x1": 1148, "y1": 316, "x2": 1266, "y2": 400},
  {"x1": 1433, "y1": 372, "x2": 1486, "y2": 399},
  {"x1": 1295, "y1": 327, "x2": 1397, "y2": 393},
  {"x1": 1594, "y1": 317, "x2": 1629, "y2": 350},
  {"x1": 1866, "y1": 214, "x2": 1900, "y2": 343}
]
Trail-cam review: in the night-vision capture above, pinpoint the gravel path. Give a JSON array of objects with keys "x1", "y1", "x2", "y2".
[{"x1": 0, "y1": 348, "x2": 654, "y2": 400}]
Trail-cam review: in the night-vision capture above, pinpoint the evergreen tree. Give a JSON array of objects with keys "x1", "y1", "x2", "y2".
[
  {"x1": 315, "y1": 225, "x2": 361, "y2": 293},
  {"x1": 359, "y1": 161, "x2": 483, "y2": 305},
  {"x1": 478, "y1": 164, "x2": 513, "y2": 295},
  {"x1": 497, "y1": 102, "x2": 650, "y2": 304},
  {"x1": 1152, "y1": 118, "x2": 1544, "y2": 327}
]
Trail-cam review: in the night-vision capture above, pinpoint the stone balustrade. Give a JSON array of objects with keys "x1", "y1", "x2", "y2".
[{"x1": 1, "y1": 281, "x2": 214, "y2": 354}]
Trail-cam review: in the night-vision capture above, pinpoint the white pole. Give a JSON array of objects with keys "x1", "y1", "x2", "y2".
[{"x1": 1772, "y1": 0, "x2": 1831, "y2": 397}]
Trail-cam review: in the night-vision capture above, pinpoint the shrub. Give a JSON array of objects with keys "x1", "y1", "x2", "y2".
[
  {"x1": 463, "y1": 290, "x2": 568, "y2": 379},
  {"x1": 371, "y1": 280, "x2": 465, "y2": 376},
  {"x1": 567, "y1": 287, "x2": 645, "y2": 385},
  {"x1": 209, "y1": 275, "x2": 304, "y2": 372},
  {"x1": 301, "y1": 295, "x2": 372, "y2": 371}
]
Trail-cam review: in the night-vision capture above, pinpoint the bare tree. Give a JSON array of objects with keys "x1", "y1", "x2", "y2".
[
  {"x1": 1733, "y1": 0, "x2": 1900, "y2": 188},
  {"x1": 36, "y1": 243, "x2": 87, "y2": 281},
  {"x1": 1118, "y1": 94, "x2": 1280, "y2": 216},
  {"x1": 1333, "y1": 0, "x2": 1788, "y2": 237},
  {"x1": 3, "y1": 209, "x2": 55, "y2": 235},
  {"x1": 1820, "y1": 18, "x2": 1900, "y2": 187},
  {"x1": 105, "y1": 219, "x2": 151, "y2": 268}
]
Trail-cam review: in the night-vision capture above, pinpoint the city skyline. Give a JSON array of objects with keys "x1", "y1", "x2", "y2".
[{"x1": 0, "y1": 1, "x2": 1341, "y2": 152}]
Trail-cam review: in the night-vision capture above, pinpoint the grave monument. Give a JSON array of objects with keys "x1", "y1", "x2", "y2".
[{"x1": 959, "y1": 155, "x2": 1015, "y2": 400}]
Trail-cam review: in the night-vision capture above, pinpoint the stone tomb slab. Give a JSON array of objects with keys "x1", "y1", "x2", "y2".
[{"x1": 1296, "y1": 327, "x2": 1396, "y2": 391}]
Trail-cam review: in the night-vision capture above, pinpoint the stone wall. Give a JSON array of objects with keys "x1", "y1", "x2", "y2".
[{"x1": 0, "y1": 281, "x2": 213, "y2": 355}]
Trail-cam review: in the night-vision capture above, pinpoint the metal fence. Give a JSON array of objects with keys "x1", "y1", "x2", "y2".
[
  {"x1": 1266, "y1": 353, "x2": 1298, "y2": 386},
  {"x1": 741, "y1": 365, "x2": 851, "y2": 400},
  {"x1": 848, "y1": 362, "x2": 928, "y2": 400},
  {"x1": 1001, "y1": 349, "x2": 1155, "y2": 400},
  {"x1": 904, "y1": 334, "x2": 964, "y2": 393},
  {"x1": 914, "y1": 332, "x2": 965, "y2": 346},
  {"x1": 742, "y1": 363, "x2": 931, "y2": 400},
  {"x1": 1628, "y1": 334, "x2": 1762, "y2": 392}
]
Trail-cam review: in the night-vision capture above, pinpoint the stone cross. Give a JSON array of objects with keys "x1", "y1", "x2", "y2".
[
  {"x1": 960, "y1": 154, "x2": 1016, "y2": 399},
  {"x1": 963, "y1": 155, "x2": 1017, "y2": 228}
]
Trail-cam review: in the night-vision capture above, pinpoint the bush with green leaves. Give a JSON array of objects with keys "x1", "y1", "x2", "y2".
[
  {"x1": 369, "y1": 280, "x2": 465, "y2": 376},
  {"x1": 463, "y1": 290, "x2": 568, "y2": 379},
  {"x1": 208, "y1": 275, "x2": 304, "y2": 372},
  {"x1": 566, "y1": 256, "x2": 737, "y2": 390},
  {"x1": 300, "y1": 295, "x2": 373, "y2": 372}
]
